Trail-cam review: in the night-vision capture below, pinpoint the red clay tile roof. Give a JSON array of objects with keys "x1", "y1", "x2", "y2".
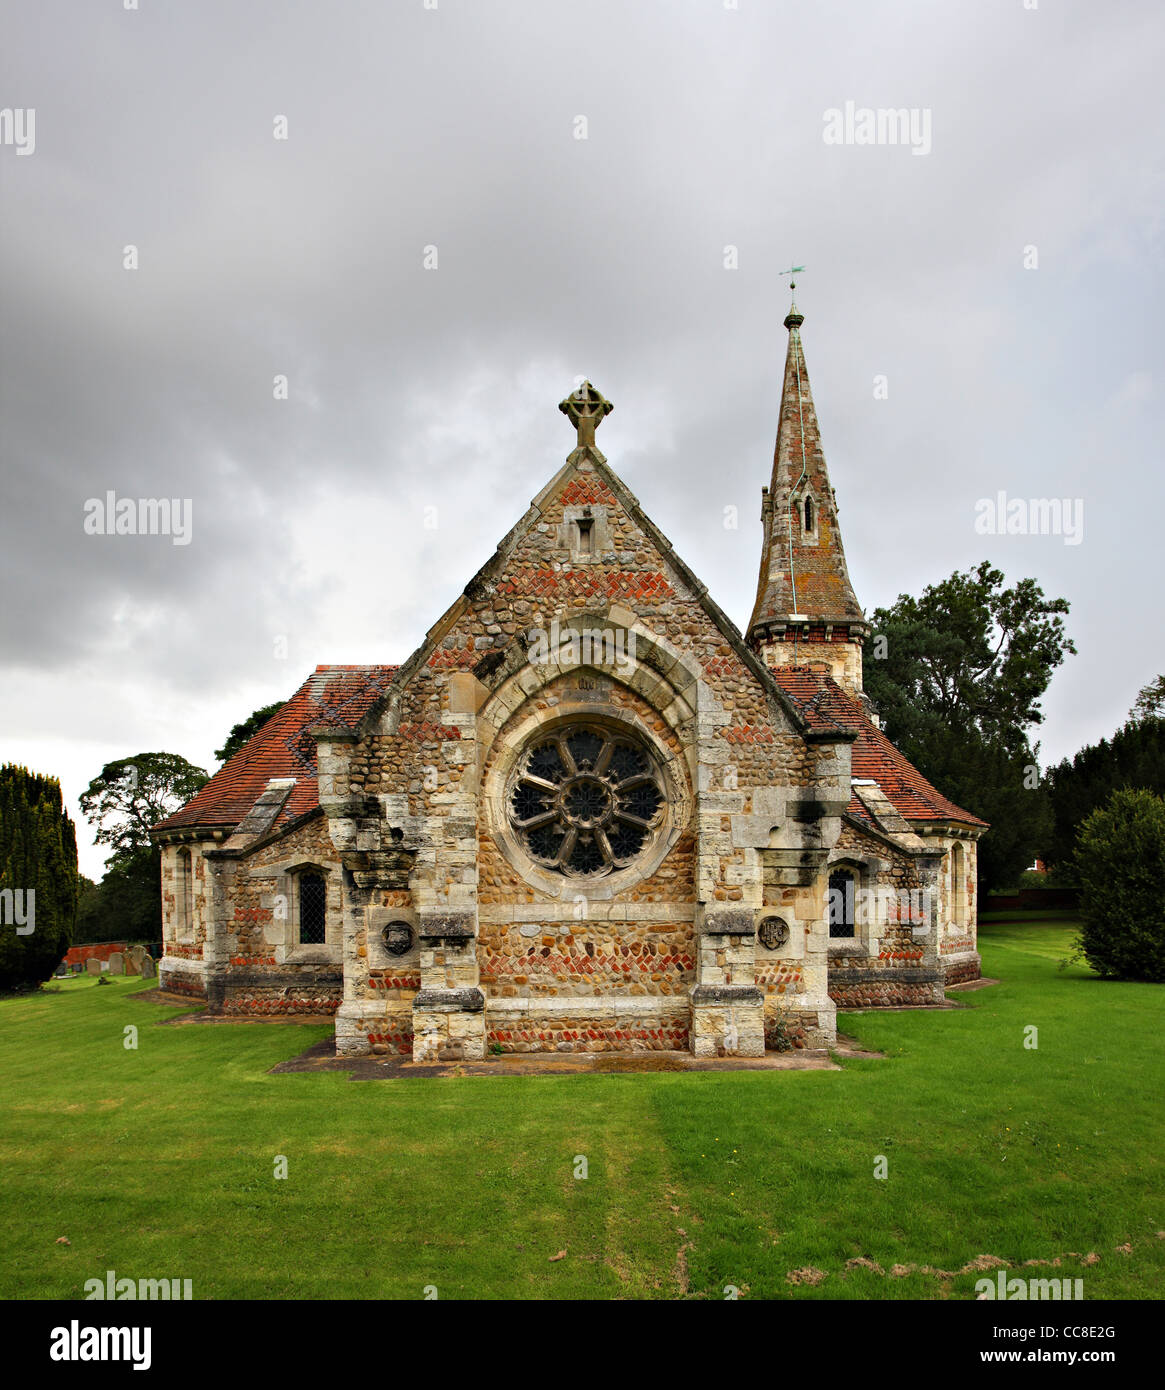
[
  {"x1": 770, "y1": 668, "x2": 988, "y2": 829},
  {"x1": 154, "y1": 661, "x2": 984, "y2": 840},
  {"x1": 844, "y1": 798, "x2": 881, "y2": 834},
  {"x1": 154, "y1": 666, "x2": 399, "y2": 835}
]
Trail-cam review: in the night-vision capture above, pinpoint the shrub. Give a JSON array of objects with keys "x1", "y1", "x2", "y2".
[{"x1": 1073, "y1": 787, "x2": 1165, "y2": 982}]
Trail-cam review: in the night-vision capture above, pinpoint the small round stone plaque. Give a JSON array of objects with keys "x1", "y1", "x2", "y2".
[
  {"x1": 383, "y1": 922, "x2": 414, "y2": 957},
  {"x1": 758, "y1": 915, "x2": 789, "y2": 951}
]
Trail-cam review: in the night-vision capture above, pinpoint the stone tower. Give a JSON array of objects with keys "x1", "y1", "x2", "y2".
[{"x1": 748, "y1": 299, "x2": 868, "y2": 695}]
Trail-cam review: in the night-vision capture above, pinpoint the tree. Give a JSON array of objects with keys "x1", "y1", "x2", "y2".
[
  {"x1": 73, "y1": 857, "x2": 162, "y2": 946},
  {"x1": 1073, "y1": 788, "x2": 1165, "y2": 981},
  {"x1": 1042, "y1": 716, "x2": 1165, "y2": 876},
  {"x1": 79, "y1": 753, "x2": 207, "y2": 948},
  {"x1": 215, "y1": 701, "x2": 286, "y2": 764},
  {"x1": 0, "y1": 765, "x2": 79, "y2": 990},
  {"x1": 864, "y1": 561, "x2": 1075, "y2": 892},
  {"x1": 79, "y1": 753, "x2": 208, "y2": 862},
  {"x1": 74, "y1": 875, "x2": 104, "y2": 945},
  {"x1": 92, "y1": 848, "x2": 163, "y2": 943},
  {"x1": 1129, "y1": 675, "x2": 1165, "y2": 724}
]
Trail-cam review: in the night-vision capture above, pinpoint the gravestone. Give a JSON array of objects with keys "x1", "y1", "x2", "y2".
[
  {"x1": 139, "y1": 956, "x2": 156, "y2": 979},
  {"x1": 85, "y1": 957, "x2": 103, "y2": 975},
  {"x1": 108, "y1": 953, "x2": 125, "y2": 975},
  {"x1": 126, "y1": 946, "x2": 147, "y2": 975}
]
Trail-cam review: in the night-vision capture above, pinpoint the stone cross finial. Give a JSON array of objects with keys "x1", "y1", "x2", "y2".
[{"x1": 559, "y1": 381, "x2": 613, "y2": 448}]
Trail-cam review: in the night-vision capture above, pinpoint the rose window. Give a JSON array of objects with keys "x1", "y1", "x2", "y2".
[{"x1": 508, "y1": 725, "x2": 667, "y2": 877}]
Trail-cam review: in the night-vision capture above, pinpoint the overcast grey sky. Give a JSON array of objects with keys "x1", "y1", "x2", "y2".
[{"x1": 2, "y1": 0, "x2": 1162, "y2": 879}]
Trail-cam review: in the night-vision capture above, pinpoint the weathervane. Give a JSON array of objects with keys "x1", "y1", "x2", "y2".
[{"x1": 779, "y1": 264, "x2": 805, "y2": 311}]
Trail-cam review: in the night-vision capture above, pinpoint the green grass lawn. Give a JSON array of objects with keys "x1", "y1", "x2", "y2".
[
  {"x1": 1, "y1": 922, "x2": 1160, "y2": 1301},
  {"x1": 978, "y1": 908, "x2": 1081, "y2": 923}
]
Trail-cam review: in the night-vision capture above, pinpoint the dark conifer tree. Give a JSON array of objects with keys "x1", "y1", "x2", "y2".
[{"x1": 0, "y1": 765, "x2": 79, "y2": 989}]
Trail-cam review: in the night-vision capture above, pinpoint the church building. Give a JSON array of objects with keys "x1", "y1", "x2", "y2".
[{"x1": 152, "y1": 303, "x2": 986, "y2": 1060}]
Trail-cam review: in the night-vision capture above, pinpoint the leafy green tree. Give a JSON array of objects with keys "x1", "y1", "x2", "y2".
[
  {"x1": 74, "y1": 875, "x2": 104, "y2": 945},
  {"x1": 79, "y1": 753, "x2": 207, "y2": 947},
  {"x1": 93, "y1": 848, "x2": 163, "y2": 944},
  {"x1": 79, "y1": 753, "x2": 208, "y2": 862},
  {"x1": 215, "y1": 701, "x2": 285, "y2": 764},
  {"x1": 864, "y1": 561, "x2": 1075, "y2": 892},
  {"x1": 1042, "y1": 717, "x2": 1165, "y2": 875},
  {"x1": 1073, "y1": 788, "x2": 1165, "y2": 981},
  {"x1": 73, "y1": 858, "x2": 161, "y2": 947},
  {"x1": 0, "y1": 765, "x2": 79, "y2": 990}
]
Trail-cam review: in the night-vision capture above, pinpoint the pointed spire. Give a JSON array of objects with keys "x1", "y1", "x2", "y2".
[{"x1": 748, "y1": 301, "x2": 868, "y2": 692}]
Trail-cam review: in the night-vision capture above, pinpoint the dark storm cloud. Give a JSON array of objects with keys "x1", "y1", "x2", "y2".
[{"x1": 1, "y1": 0, "x2": 1161, "y2": 874}]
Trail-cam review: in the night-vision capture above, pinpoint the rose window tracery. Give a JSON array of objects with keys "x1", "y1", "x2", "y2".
[{"x1": 507, "y1": 724, "x2": 667, "y2": 877}]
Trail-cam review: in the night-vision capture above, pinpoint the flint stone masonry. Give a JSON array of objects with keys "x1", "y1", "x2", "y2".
[{"x1": 151, "y1": 325, "x2": 985, "y2": 1063}]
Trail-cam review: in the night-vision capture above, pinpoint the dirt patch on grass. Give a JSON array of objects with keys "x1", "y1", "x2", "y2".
[
  {"x1": 597, "y1": 1054, "x2": 687, "y2": 1072},
  {"x1": 269, "y1": 1042, "x2": 846, "y2": 1079},
  {"x1": 832, "y1": 1034, "x2": 886, "y2": 1061},
  {"x1": 809, "y1": 1244, "x2": 1127, "y2": 1291},
  {"x1": 130, "y1": 990, "x2": 337, "y2": 1026}
]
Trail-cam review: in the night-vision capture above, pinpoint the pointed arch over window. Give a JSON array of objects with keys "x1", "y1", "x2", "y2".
[{"x1": 800, "y1": 491, "x2": 819, "y2": 545}]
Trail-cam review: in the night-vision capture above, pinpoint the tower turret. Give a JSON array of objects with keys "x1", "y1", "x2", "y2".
[{"x1": 748, "y1": 296, "x2": 868, "y2": 693}]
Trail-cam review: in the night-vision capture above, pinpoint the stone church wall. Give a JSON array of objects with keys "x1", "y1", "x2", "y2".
[
  {"x1": 163, "y1": 815, "x2": 350, "y2": 1018},
  {"x1": 935, "y1": 834, "x2": 982, "y2": 987},
  {"x1": 323, "y1": 454, "x2": 845, "y2": 1058},
  {"x1": 158, "y1": 840, "x2": 213, "y2": 999},
  {"x1": 823, "y1": 821, "x2": 947, "y2": 1009}
]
